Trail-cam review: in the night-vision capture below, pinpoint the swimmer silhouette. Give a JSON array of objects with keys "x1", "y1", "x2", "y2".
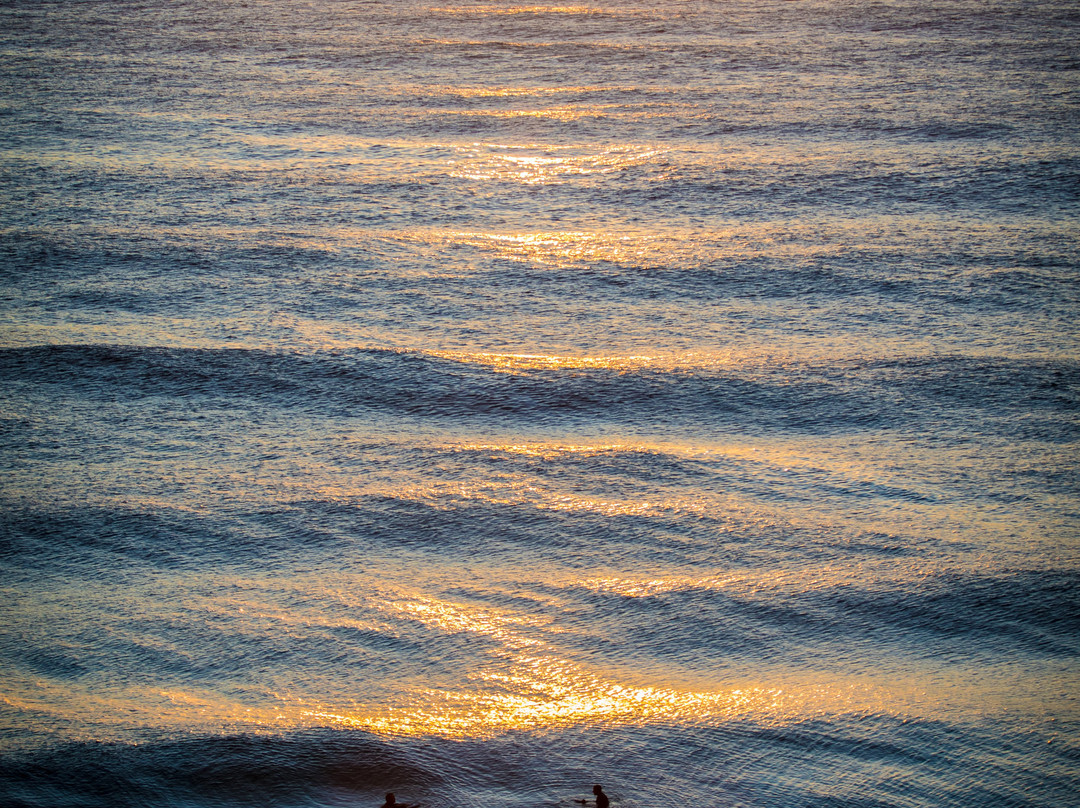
[
  {"x1": 382, "y1": 793, "x2": 420, "y2": 808},
  {"x1": 574, "y1": 784, "x2": 609, "y2": 808}
]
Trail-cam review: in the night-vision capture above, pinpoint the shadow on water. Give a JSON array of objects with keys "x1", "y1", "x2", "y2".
[{"x1": 0, "y1": 730, "x2": 443, "y2": 808}]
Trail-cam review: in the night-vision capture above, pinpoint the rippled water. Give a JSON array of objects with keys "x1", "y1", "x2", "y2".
[{"x1": 1, "y1": 1, "x2": 1078, "y2": 806}]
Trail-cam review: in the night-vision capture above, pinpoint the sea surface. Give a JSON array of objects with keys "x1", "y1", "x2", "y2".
[{"x1": 1, "y1": 1, "x2": 1078, "y2": 806}]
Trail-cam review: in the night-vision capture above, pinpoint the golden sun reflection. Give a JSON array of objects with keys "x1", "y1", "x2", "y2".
[
  {"x1": 425, "y1": 348, "x2": 670, "y2": 373},
  {"x1": 451, "y1": 441, "x2": 643, "y2": 458},
  {"x1": 284, "y1": 593, "x2": 900, "y2": 739},
  {"x1": 310, "y1": 681, "x2": 796, "y2": 739},
  {"x1": 451, "y1": 86, "x2": 616, "y2": 98},
  {"x1": 447, "y1": 106, "x2": 621, "y2": 122},
  {"x1": 446, "y1": 145, "x2": 664, "y2": 184},
  {"x1": 429, "y1": 6, "x2": 606, "y2": 14},
  {"x1": 391, "y1": 222, "x2": 864, "y2": 276},
  {"x1": 4, "y1": 575, "x2": 1043, "y2": 743}
]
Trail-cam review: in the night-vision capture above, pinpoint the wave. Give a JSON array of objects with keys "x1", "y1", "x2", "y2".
[
  {"x1": 0, "y1": 713, "x2": 1074, "y2": 808},
  {"x1": 2, "y1": 344, "x2": 1075, "y2": 439},
  {"x1": 4, "y1": 485, "x2": 1075, "y2": 685},
  {"x1": 0, "y1": 731, "x2": 444, "y2": 808}
]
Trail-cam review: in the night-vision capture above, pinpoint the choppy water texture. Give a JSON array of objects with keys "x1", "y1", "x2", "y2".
[{"x1": 1, "y1": 1, "x2": 1079, "y2": 806}]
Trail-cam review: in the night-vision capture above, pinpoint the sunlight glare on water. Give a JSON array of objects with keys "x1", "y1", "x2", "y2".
[{"x1": 1, "y1": 0, "x2": 1078, "y2": 805}]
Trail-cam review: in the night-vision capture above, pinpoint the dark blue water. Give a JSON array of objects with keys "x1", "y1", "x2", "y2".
[{"x1": 1, "y1": 1, "x2": 1078, "y2": 806}]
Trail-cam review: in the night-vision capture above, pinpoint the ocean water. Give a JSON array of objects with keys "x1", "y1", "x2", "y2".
[{"x1": 1, "y1": 0, "x2": 1078, "y2": 806}]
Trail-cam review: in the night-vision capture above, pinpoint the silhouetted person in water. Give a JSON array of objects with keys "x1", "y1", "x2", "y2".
[
  {"x1": 382, "y1": 793, "x2": 419, "y2": 808},
  {"x1": 593, "y1": 785, "x2": 609, "y2": 808},
  {"x1": 575, "y1": 784, "x2": 609, "y2": 808}
]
